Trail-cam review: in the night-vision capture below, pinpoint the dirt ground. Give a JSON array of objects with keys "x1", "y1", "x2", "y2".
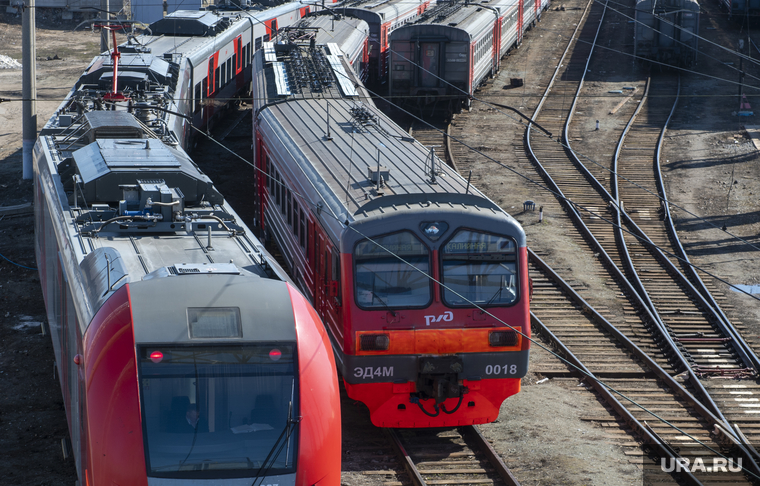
[{"x1": 1, "y1": 3, "x2": 759, "y2": 486}]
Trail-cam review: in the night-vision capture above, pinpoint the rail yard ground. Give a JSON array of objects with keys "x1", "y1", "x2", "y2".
[{"x1": 1, "y1": 1, "x2": 760, "y2": 484}]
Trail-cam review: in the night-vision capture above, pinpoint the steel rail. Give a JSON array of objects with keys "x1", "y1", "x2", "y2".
[
  {"x1": 522, "y1": 0, "x2": 760, "y2": 475},
  {"x1": 385, "y1": 428, "x2": 427, "y2": 486},
  {"x1": 530, "y1": 248, "x2": 760, "y2": 480},
  {"x1": 611, "y1": 75, "x2": 760, "y2": 374},
  {"x1": 652, "y1": 79, "x2": 760, "y2": 373},
  {"x1": 459, "y1": 425, "x2": 522, "y2": 486},
  {"x1": 530, "y1": 311, "x2": 703, "y2": 485},
  {"x1": 385, "y1": 426, "x2": 523, "y2": 486}
]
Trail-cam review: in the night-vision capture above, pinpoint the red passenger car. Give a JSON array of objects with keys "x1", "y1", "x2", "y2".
[{"x1": 253, "y1": 41, "x2": 530, "y2": 427}]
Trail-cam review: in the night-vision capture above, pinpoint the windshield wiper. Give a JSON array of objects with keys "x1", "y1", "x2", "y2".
[
  {"x1": 480, "y1": 277, "x2": 505, "y2": 313},
  {"x1": 371, "y1": 291, "x2": 397, "y2": 317},
  {"x1": 251, "y1": 381, "x2": 300, "y2": 486}
]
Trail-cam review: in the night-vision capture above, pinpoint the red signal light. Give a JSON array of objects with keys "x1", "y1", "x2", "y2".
[
  {"x1": 269, "y1": 349, "x2": 282, "y2": 361},
  {"x1": 150, "y1": 351, "x2": 164, "y2": 363}
]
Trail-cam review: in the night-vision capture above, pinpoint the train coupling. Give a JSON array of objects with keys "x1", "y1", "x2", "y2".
[{"x1": 415, "y1": 356, "x2": 467, "y2": 404}]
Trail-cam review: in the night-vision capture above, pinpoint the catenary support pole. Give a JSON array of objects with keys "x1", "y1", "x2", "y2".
[{"x1": 22, "y1": 0, "x2": 36, "y2": 180}]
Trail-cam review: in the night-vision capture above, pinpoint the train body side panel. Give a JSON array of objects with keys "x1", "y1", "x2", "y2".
[
  {"x1": 84, "y1": 284, "x2": 148, "y2": 486},
  {"x1": 290, "y1": 285, "x2": 342, "y2": 486}
]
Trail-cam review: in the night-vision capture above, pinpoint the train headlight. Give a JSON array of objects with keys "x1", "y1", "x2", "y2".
[
  {"x1": 360, "y1": 334, "x2": 390, "y2": 351},
  {"x1": 488, "y1": 330, "x2": 518, "y2": 347}
]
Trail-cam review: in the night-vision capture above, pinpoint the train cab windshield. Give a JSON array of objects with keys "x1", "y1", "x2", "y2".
[
  {"x1": 441, "y1": 230, "x2": 518, "y2": 307},
  {"x1": 138, "y1": 344, "x2": 298, "y2": 479},
  {"x1": 354, "y1": 231, "x2": 431, "y2": 309}
]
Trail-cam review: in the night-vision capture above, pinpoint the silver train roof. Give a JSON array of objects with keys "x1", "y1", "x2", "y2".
[{"x1": 252, "y1": 42, "x2": 504, "y2": 225}]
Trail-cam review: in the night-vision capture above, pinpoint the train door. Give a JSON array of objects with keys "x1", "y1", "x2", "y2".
[
  {"x1": 517, "y1": 1, "x2": 524, "y2": 43},
  {"x1": 419, "y1": 42, "x2": 440, "y2": 88},
  {"x1": 493, "y1": 20, "x2": 501, "y2": 74}
]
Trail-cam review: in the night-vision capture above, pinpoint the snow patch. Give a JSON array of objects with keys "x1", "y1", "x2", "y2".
[{"x1": 0, "y1": 54, "x2": 22, "y2": 69}]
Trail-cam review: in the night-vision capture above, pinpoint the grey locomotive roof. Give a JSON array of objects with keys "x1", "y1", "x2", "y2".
[
  {"x1": 253, "y1": 43, "x2": 501, "y2": 225},
  {"x1": 342, "y1": 0, "x2": 422, "y2": 18},
  {"x1": 294, "y1": 14, "x2": 369, "y2": 49},
  {"x1": 37, "y1": 109, "x2": 288, "y2": 327},
  {"x1": 401, "y1": 0, "x2": 516, "y2": 36},
  {"x1": 129, "y1": 275, "x2": 296, "y2": 344}
]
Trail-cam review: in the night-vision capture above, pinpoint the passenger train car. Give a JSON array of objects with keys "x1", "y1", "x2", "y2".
[
  {"x1": 339, "y1": 0, "x2": 436, "y2": 84},
  {"x1": 252, "y1": 41, "x2": 530, "y2": 428},
  {"x1": 389, "y1": 0, "x2": 523, "y2": 111},
  {"x1": 108, "y1": 1, "x2": 316, "y2": 149},
  {"x1": 33, "y1": 8, "x2": 341, "y2": 486},
  {"x1": 285, "y1": 13, "x2": 371, "y2": 81},
  {"x1": 634, "y1": 0, "x2": 699, "y2": 67}
]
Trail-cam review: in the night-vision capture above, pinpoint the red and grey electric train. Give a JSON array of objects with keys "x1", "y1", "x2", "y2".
[
  {"x1": 339, "y1": 0, "x2": 436, "y2": 83},
  {"x1": 33, "y1": 6, "x2": 341, "y2": 486},
  {"x1": 388, "y1": 0, "x2": 550, "y2": 110},
  {"x1": 253, "y1": 41, "x2": 530, "y2": 428}
]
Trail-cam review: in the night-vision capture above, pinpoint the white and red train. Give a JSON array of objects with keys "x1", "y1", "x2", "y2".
[
  {"x1": 33, "y1": 5, "x2": 342, "y2": 486},
  {"x1": 253, "y1": 40, "x2": 530, "y2": 428},
  {"x1": 388, "y1": 0, "x2": 550, "y2": 110},
  {"x1": 340, "y1": 0, "x2": 437, "y2": 83},
  {"x1": 115, "y1": 1, "x2": 318, "y2": 149}
]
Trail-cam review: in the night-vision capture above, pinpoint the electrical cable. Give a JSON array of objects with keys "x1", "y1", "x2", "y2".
[{"x1": 0, "y1": 250, "x2": 37, "y2": 270}]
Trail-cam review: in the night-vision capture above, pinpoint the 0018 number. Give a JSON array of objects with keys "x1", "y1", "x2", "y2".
[{"x1": 485, "y1": 364, "x2": 518, "y2": 375}]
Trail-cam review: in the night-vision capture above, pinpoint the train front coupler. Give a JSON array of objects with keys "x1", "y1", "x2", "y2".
[{"x1": 410, "y1": 356, "x2": 469, "y2": 416}]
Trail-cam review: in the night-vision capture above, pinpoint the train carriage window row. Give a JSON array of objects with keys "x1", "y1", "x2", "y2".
[
  {"x1": 193, "y1": 41, "x2": 252, "y2": 114},
  {"x1": 265, "y1": 153, "x2": 308, "y2": 254}
]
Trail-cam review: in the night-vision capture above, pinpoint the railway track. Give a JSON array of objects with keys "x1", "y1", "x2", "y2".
[
  {"x1": 341, "y1": 383, "x2": 522, "y2": 485},
  {"x1": 518, "y1": 0, "x2": 760, "y2": 481},
  {"x1": 528, "y1": 247, "x2": 757, "y2": 484},
  {"x1": 612, "y1": 73, "x2": 760, "y2": 459}
]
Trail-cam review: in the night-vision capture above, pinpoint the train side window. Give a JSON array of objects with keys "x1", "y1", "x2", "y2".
[
  {"x1": 268, "y1": 161, "x2": 274, "y2": 193},
  {"x1": 221, "y1": 62, "x2": 227, "y2": 87},
  {"x1": 202, "y1": 77, "x2": 208, "y2": 98},
  {"x1": 287, "y1": 191, "x2": 292, "y2": 226},
  {"x1": 215, "y1": 67, "x2": 220, "y2": 91},
  {"x1": 299, "y1": 210, "x2": 306, "y2": 249},
  {"x1": 332, "y1": 249, "x2": 340, "y2": 281},
  {"x1": 275, "y1": 171, "x2": 281, "y2": 208},
  {"x1": 282, "y1": 188, "x2": 288, "y2": 216},
  {"x1": 194, "y1": 82, "x2": 202, "y2": 113},
  {"x1": 227, "y1": 58, "x2": 232, "y2": 81},
  {"x1": 293, "y1": 202, "x2": 299, "y2": 240},
  {"x1": 264, "y1": 34, "x2": 270, "y2": 43},
  {"x1": 255, "y1": 37, "x2": 262, "y2": 51}
]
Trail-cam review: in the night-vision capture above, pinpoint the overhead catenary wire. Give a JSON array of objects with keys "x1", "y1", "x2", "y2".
[{"x1": 4, "y1": 1, "x2": 759, "y2": 302}]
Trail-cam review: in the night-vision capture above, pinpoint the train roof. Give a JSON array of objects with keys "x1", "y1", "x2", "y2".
[
  {"x1": 291, "y1": 13, "x2": 369, "y2": 49},
  {"x1": 340, "y1": 0, "x2": 426, "y2": 19},
  {"x1": 37, "y1": 106, "x2": 288, "y2": 326},
  {"x1": 253, "y1": 42, "x2": 501, "y2": 225},
  {"x1": 399, "y1": 0, "x2": 518, "y2": 36}
]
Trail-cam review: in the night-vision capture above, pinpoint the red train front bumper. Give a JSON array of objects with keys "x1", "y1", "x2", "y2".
[{"x1": 344, "y1": 378, "x2": 521, "y2": 428}]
